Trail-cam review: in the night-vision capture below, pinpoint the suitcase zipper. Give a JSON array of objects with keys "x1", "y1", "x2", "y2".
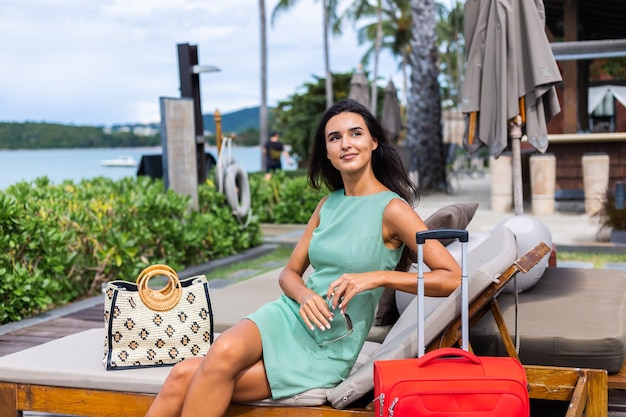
[
  {"x1": 376, "y1": 393, "x2": 384, "y2": 417},
  {"x1": 388, "y1": 397, "x2": 399, "y2": 417}
]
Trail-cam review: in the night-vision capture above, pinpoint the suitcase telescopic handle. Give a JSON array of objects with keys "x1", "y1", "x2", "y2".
[
  {"x1": 416, "y1": 228, "x2": 469, "y2": 356},
  {"x1": 415, "y1": 229, "x2": 468, "y2": 244}
]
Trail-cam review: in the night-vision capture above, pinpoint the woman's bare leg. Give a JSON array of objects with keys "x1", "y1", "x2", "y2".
[
  {"x1": 180, "y1": 319, "x2": 270, "y2": 416},
  {"x1": 146, "y1": 319, "x2": 270, "y2": 417},
  {"x1": 145, "y1": 357, "x2": 203, "y2": 417}
]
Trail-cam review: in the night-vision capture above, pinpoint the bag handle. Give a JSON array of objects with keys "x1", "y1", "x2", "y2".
[
  {"x1": 136, "y1": 264, "x2": 182, "y2": 312},
  {"x1": 418, "y1": 347, "x2": 482, "y2": 366}
]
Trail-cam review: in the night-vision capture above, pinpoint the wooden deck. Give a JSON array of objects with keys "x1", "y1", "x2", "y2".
[{"x1": 0, "y1": 302, "x2": 103, "y2": 358}]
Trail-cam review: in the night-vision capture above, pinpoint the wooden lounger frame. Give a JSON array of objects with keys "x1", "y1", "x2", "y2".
[{"x1": 0, "y1": 242, "x2": 609, "y2": 417}]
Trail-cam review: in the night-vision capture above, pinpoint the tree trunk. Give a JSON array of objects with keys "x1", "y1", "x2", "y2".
[
  {"x1": 259, "y1": 0, "x2": 268, "y2": 171},
  {"x1": 323, "y1": 0, "x2": 333, "y2": 109},
  {"x1": 407, "y1": 0, "x2": 447, "y2": 192},
  {"x1": 370, "y1": 1, "x2": 383, "y2": 115}
]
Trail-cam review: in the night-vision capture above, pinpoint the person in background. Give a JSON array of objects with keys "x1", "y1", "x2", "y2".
[
  {"x1": 145, "y1": 99, "x2": 461, "y2": 417},
  {"x1": 262, "y1": 131, "x2": 291, "y2": 180}
]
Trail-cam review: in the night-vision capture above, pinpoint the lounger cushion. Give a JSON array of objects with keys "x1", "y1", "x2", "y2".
[
  {"x1": 471, "y1": 267, "x2": 626, "y2": 374},
  {"x1": 325, "y1": 226, "x2": 518, "y2": 409},
  {"x1": 0, "y1": 328, "x2": 168, "y2": 394}
]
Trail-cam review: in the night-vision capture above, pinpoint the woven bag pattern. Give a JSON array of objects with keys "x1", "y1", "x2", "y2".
[{"x1": 103, "y1": 264, "x2": 213, "y2": 370}]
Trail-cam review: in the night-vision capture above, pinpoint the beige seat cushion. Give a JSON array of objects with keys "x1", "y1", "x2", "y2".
[
  {"x1": 471, "y1": 267, "x2": 626, "y2": 374},
  {"x1": 0, "y1": 328, "x2": 167, "y2": 394}
]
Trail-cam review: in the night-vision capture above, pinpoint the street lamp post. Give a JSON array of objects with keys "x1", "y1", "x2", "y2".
[{"x1": 177, "y1": 43, "x2": 220, "y2": 184}]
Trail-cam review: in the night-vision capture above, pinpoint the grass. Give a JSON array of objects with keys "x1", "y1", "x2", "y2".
[
  {"x1": 204, "y1": 245, "x2": 293, "y2": 281},
  {"x1": 557, "y1": 251, "x2": 625, "y2": 268},
  {"x1": 203, "y1": 245, "x2": 624, "y2": 283}
]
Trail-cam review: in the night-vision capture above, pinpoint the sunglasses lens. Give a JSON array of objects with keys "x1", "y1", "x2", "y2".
[{"x1": 344, "y1": 313, "x2": 353, "y2": 331}]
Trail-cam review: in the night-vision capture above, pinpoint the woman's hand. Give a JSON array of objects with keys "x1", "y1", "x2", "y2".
[
  {"x1": 326, "y1": 272, "x2": 379, "y2": 314},
  {"x1": 299, "y1": 290, "x2": 333, "y2": 332}
]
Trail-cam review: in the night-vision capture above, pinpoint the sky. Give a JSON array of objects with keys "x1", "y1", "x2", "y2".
[{"x1": 0, "y1": 0, "x2": 418, "y2": 127}]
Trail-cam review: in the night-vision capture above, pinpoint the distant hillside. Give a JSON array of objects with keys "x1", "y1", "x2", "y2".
[{"x1": 203, "y1": 106, "x2": 261, "y2": 134}]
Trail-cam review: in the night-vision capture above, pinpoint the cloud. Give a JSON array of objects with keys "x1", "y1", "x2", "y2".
[{"x1": 0, "y1": 0, "x2": 403, "y2": 125}]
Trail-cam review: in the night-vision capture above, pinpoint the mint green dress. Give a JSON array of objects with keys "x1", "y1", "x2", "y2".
[{"x1": 247, "y1": 190, "x2": 404, "y2": 399}]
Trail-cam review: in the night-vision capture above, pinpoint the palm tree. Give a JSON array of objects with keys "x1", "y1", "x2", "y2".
[
  {"x1": 370, "y1": 1, "x2": 383, "y2": 114},
  {"x1": 340, "y1": 0, "x2": 384, "y2": 114},
  {"x1": 259, "y1": 0, "x2": 268, "y2": 171},
  {"x1": 340, "y1": 0, "x2": 411, "y2": 111},
  {"x1": 435, "y1": 1, "x2": 464, "y2": 109},
  {"x1": 407, "y1": 0, "x2": 447, "y2": 192},
  {"x1": 272, "y1": 0, "x2": 341, "y2": 109}
]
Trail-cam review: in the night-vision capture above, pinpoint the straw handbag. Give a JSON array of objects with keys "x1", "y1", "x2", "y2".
[{"x1": 103, "y1": 264, "x2": 213, "y2": 370}]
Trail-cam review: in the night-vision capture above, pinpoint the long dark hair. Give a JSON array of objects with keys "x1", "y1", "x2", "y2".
[{"x1": 308, "y1": 99, "x2": 419, "y2": 270}]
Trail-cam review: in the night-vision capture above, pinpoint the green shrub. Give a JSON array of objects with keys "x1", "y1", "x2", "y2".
[
  {"x1": 595, "y1": 189, "x2": 626, "y2": 232},
  {"x1": 0, "y1": 176, "x2": 261, "y2": 324},
  {"x1": 1, "y1": 170, "x2": 325, "y2": 324},
  {"x1": 248, "y1": 170, "x2": 329, "y2": 224}
]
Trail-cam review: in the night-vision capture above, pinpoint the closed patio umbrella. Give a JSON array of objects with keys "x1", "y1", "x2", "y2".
[
  {"x1": 461, "y1": 0, "x2": 562, "y2": 215},
  {"x1": 348, "y1": 66, "x2": 370, "y2": 109},
  {"x1": 382, "y1": 79, "x2": 403, "y2": 142}
]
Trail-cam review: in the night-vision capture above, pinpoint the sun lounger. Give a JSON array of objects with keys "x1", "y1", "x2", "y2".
[{"x1": 0, "y1": 227, "x2": 608, "y2": 416}]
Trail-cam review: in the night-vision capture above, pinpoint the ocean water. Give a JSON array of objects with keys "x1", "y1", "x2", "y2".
[{"x1": 0, "y1": 146, "x2": 293, "y2": 190}]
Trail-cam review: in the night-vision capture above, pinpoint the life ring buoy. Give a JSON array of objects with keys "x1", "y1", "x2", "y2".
[
  {"x1": 215, "y1": 154, "x2": 235, "y2": 194},
  {"x1": 224, "y1": 163, "x2": 251, "y2": 219}
]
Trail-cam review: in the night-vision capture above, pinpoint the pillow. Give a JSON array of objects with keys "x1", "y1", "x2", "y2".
[
  {"x1": 374, "y1": 287, "x2": 400, "y2": 326},
  {"x1": 374, "y1": 202, "x2": 480, "y2": 326},
  {"x1": 423, "y1": 202, "x2": 480, "y2": 245}
]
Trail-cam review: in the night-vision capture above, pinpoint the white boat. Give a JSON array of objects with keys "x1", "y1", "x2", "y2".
[{"x1": 100, "y1": 156, "x2": 138, "y2": 167}]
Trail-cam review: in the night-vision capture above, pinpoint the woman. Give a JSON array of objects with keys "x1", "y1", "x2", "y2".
[{"x1": 146, "y1": 99, "x2": 461, "y2": 417}]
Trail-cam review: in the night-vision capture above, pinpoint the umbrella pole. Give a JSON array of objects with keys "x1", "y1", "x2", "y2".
[{"x1": 509, "y1": 115, "x2": 524, "y2": 216}]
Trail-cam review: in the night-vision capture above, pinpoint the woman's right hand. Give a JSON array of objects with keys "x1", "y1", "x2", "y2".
[{"x1": 299, "y1": 291, "x2": 333, "y2": 332}]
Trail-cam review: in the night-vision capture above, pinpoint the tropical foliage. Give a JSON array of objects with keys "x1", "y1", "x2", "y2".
[
  {"x1": 250, "y1": 170, "x2": 329, "y2": 224},
  {"x1": 285, "y1": 0, "x2": 460, "y2": 191},
  {"x1": 0, "y1": 176, "x2": 261, "y2": 323},
  {"x1": 337, "y1": 0, "x2": 411, "y2": 113},
  {"x1": 435, "y1": 1, "x2": 464, "y2": 109},
  {"x1": 595, "y1": 188, "x2": 626, "y2": 232},
  {"x1": 0, "y1": 171, "x2": 328, "y2": 324}
]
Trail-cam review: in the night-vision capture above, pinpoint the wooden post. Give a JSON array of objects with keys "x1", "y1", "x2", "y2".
[
  {"x1": 160, "y1": 97, "x2": 199, "y2": 211},
  {"x1": 562, "y1": 1, "x2": 579, "y2": 133},
  {"x1": 214, "y1": 109, "x2": 222, "y2": 154}
]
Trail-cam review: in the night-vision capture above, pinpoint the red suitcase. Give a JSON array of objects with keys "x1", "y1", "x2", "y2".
[{"x1": 373, "y1": 229, "x2": 529, "y2": 417}]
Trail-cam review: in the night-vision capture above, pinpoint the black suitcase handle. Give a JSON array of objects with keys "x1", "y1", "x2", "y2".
[{"x1": 416, "y1": 228, "x2": 468, "y2": 244}]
